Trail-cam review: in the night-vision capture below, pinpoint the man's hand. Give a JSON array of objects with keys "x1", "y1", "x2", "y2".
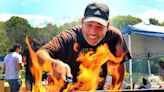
[
  {"x1": 36, "y1": 49, "x2": 73, "y2": 82},
  {"x1": 52, "y1": 60, "x2": 73, "y2": 81}
]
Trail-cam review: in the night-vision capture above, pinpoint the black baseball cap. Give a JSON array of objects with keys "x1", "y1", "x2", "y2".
[{"x1": 84, "y1": 2, "x2": 109, "y2": 27}]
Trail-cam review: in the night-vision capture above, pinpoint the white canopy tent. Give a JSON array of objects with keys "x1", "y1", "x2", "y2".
[{"x1": 122, "y1": 22, "x2": 164, "y2": 88}]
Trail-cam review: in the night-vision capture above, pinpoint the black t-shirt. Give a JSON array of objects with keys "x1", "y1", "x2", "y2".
[{"x1": 41, "y1": 26, "x2": 131, "y2": 89}]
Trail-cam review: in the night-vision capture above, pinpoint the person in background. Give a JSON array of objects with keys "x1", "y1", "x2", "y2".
[
  {"x1": 137, "y1": 78, "x2": 151, "y2": 89},
  {"x1": 22, "y1": 37, "x2": 40, "y2": 91},
  {"x1": 3, "y1": 44, "x2": 22, "y2": 92},
  {"x1": 36, "y1": 2, "x2": 131, "y2": 90}
]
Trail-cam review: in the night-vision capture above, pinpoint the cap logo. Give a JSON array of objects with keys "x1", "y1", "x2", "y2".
[{"x1": 94, "y1": 10, "x2": 101, "y2": 16}]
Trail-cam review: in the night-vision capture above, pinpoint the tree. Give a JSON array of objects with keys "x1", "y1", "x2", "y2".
[
  {"x1": 0, "y1": 21, "x2": 11, "y2": 55},
  {"x1": 4, "y1": 16, "x2": 32, "y2": 47},
  {"x1": 58, "y1": 19, "x2": 81, "y2": 31},
  {"x1": 161, "y1": 21, "x2": 164, "y2": 26},
  {"x1": 30, "y1": 24, "x2": 59, "y2": 45},
  {"x1": 110, "y1": 15, "x2": 142, "y2": 30},
  {"x1": 149, "y1": 18, "x2": 160, "y2": 25}
]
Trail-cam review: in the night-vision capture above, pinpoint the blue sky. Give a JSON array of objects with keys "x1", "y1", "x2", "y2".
[{"x1": 0, "y1": 0, "x2": 164, "y2": 27}]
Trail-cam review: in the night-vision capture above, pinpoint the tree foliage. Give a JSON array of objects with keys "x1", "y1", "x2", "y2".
[
  {"x1": 149, "y1": 18, "x2": 160, "y2": 25},
  {"x1": 162, "y1": 21, "x2": 164, "y2": 26},
  {"x1": 30, "y1": 24, "x2": 59, "y2": 45},
  {"x1": 0, "y1": 21, "x2": 11, "y2": 55},
  {"x1": 149, "y1": 18, "x2": 164, "y2": 26},
  {"x1": 58, "y1": 20, "x2": 81, "y2": 31},
  {"x1": 4, "y1": 16, "x2": 31, "y2": 47},
  {"x1": 110, "y1": 15, "x2": 142, "y2": 30}
]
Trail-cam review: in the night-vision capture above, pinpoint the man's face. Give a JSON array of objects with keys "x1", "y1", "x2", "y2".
[
  {"x1": 16, "y1": 47, "x2": 21, "y2": 53},
  {"x1": 82, "y1": 21, "x2": 107, "y2": 46}
]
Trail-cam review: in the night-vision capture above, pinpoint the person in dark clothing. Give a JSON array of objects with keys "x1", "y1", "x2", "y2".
[
  {"x1": 138, "y1": 78, "x2": 151, "y2": 89},
  {"x1": 36, "y1": 2, "x2": 131, "y2": 90},
  {"x1": 22, "y1": 37, "x2": 40, "y2": 91}
]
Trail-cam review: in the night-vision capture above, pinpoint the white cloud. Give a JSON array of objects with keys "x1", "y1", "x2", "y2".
[
  {"x1": 0, "y1": 13, "x2": 81, "y2": 27},
  {"x1": 21, "y1": 14, "x2": 56, "y2": 27},
  {"x1": 155, "y1": 0, "x2": 164, "y2": 2},
  {"x1": 0, "y1": 13, "x2": 55, "y2": 28},
  {"x1": 0, "y1": 13, "x2": 13, "y2": 22},
  {"x1": 56, "y1": 15, "x2": 80, "y2": 26},
  {"x1": 137, "y1": 9, "x2": 164, "y2": 22},
  {"x1": 21, "y1": 2, "x2": 27, "y2": 6},
  {"x1": 138, "y1": 4, "x2": 146, "y2": 8}
]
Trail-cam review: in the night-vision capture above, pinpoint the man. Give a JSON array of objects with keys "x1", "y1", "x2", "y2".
[
  {"x1": 22, "y1": 38, "x2": 40, "y2": 91},
  {"x1": 37, "y1": 2, "x2": 131, "y2": 90},
  {"x1": 3, "y1": 44, "x2": 22, "y2": 92}
]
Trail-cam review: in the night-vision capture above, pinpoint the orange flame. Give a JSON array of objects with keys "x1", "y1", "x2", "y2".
[
  {"x1": 64, "y1": 43, "x2": 126, "y2": 91},
  {"x1": 26, "y1": 36, "x2": 43, "y2": 92},
  {"x1": 26, "y1": 36, "x2": 126, "y2": 92},
  {"x1": 26, "y1": 36, "x2": 64, "y2": 92},
  {"x1": 107, "y1": 62, "x2": 125, "y2": 91}
]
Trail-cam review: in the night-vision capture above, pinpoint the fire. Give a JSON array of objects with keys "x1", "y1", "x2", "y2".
[
  {"x1": 64, "y1": 43, "x2": 125, "y2": 91},
  {"x1": 25, "y1": 36, "x2": 126, "y2": 92},
  {"x1": 25, "y1": 36, "x2": 43, "y2": 92},
  {"x1": 26, "y1": 36, "x2": 64, "y2": 92},
  {"x1": 107, "y1": 62, "x2": 125, "y2": 91}
]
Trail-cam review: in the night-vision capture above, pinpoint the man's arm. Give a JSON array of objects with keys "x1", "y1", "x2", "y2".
[
  {"x1": 108, "y1": 25, "x2": 124, "y2": 58},
  {"x1": 3, "y1": 63, "x2": 6, "y2": 70},
  {"x1": 3, "y1": 55, "x2": 7, "y2": 70},
  {"x1": 16, "y1": 55, "x2": 23, "y2": 70},
  {"x1": 16, "y1": 63, "x2": 22, "y2": 70},
  {"x1": 36, "y1": 49, "x2": 72, "y2": 81},
  {"x1": 109, "y1": 25, "x2": 131, "y2": 62},
  {"x1": 107, "y1": 25, "x2": 131, "y2": 90}
]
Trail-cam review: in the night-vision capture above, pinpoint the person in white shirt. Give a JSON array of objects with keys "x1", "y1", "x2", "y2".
[
  {"x1": 138, "y1": 78, "x2": 151, "y2": 89},
  {"x1": 3, "y1": 44, "x2": 22, "y2": 92}
]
